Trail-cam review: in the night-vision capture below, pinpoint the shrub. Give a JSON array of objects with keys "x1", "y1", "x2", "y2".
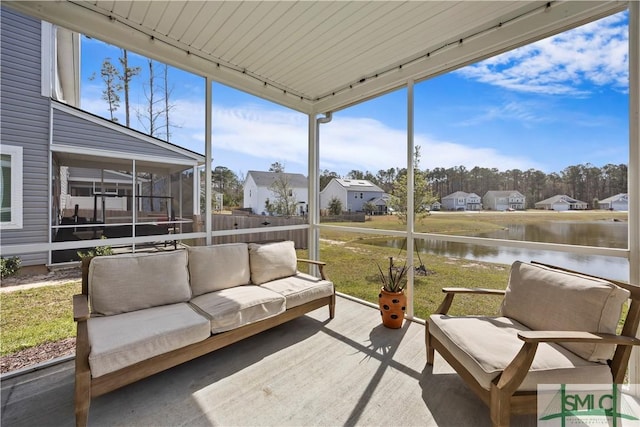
[
  {"x1": 77, "y1": 237, "x2": 113, "y2": 259},
  {"x1": 1, "y1": 256, "x2": 21, "y2": 278}
]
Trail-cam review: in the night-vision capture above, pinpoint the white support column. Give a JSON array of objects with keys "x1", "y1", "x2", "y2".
[
  {"x1": 193, "y1": 165, "x2": 200, "y2": 224},
  {"x1": 308, "y1": 113, "x2": 319, "y2": 262},
  {"x1": 205, "y1": 77, "x2": 213, "y2": 245},
  {"x1": 406, "y1": 79, "x2": 415, "y2": 318},
  {"x1": 629, "y1": 0, "x2": 640, "y2": 390},
  {"x1": 132, "y1": 159, "x2": 137, "y2": 252}
]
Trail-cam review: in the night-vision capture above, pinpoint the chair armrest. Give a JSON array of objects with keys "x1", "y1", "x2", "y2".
[
  {"x1": 436, "y1": 288, "x2": 505, "y2": 314},
  {"x1": 518, "y1": 331, "x2": 640, "y2": 346},
  {"x1": 297, "y1": 258, "x2": 328, "y2": 280},
  {"x1": 495, "y1": 330, "x2": 640, "y2": 395},
  {"x1": 74, "y1": 294, "x2": 90, "y2": 322}
]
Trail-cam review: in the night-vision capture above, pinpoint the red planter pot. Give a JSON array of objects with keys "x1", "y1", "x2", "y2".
[{"x1": 378, "y1": 288, "x2": 406, "y2": 329}]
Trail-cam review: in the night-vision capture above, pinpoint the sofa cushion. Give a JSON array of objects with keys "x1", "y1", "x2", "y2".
[
  {"x1": 89, "y1": 251, "x2": 191, "y2": 316},
  {"x1": 190, "y1": 286, "x2": 286, "y2": 334},
  {"x1": 87, "y1": 303, "x2": 211, "y2": 378},
  {"x1": 428, "y1": 315, "x2": 613, "y2": 391},
  {"x1": 261, "y1": 272, "x2": 334, "y2": 309},
  {"x1": 248, "y1": 241, "x2": 297, "y2": 285},
  {"x1": 500, "y1": 261, "x2": 629, "y2": 362},
  {"x1": 188, "y1": 243, "x2": 251, "y2": 296}
]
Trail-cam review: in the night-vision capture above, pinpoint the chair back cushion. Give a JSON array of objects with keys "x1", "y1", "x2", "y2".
[
  {"x1": 501, "y1": 261, "x2": 629, "y2": 362},
  {"x1": 187, "y1": 243, "x2": 251, "y2": 296},
  {"x1": 249, "y1": 241, "x2": 297, "y2": 285},
  {"x1": 89, "y1": 251, "x2": 191, "y2": 316}
]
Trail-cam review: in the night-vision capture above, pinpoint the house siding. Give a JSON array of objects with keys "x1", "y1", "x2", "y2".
[{"x1": 0, "y1": 8, "x2": 50, "y2": 265}]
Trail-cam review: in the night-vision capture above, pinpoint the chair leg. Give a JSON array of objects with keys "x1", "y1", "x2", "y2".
[
  {"x1": 425, "y1": 322, "x2": 435, "y2": 365},
  {"x1": 75, "y1": 321, "x2": 91, "y2": 427},
  {"x1": 328, "y1": 293, "x2": 336, "y2": 319},
  {"x1": 75, "y1": 371, "x2": 91, "y2": 427}
]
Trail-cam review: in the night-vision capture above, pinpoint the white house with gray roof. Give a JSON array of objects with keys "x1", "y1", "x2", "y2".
[
  {"x1": 535, "y1": 195, "x2": 588, "y2": 211},
  {"x1": 598, "y1": 193, "x2": 629, "y2": 211},
  {"x1": 320, "y1": 178, "x2": 387, "y2": 213},
  {"x1": 483, "y1": 191, "x2": 526, "y2": 211},
  {"x1": 243, "y1": 171, "x2": 308, "y2": 215},
  {"x1": 441, "y1": 191, "x2": 482, "y2": 211}
]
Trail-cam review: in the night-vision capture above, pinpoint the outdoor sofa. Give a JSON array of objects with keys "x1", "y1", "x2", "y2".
[{"x1": 73, "y1": 240, "x2": 335, "y2": 427}]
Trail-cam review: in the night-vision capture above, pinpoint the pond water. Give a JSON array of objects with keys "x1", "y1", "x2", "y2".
[{"x1": 366, "y1": 221, "x2": 630, "y2": 281}]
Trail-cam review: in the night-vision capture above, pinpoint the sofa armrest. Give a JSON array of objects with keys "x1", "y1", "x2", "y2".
[
  {"x1": 74, "y1": 294, "x2": 90, "y2": 322},
  {"x1": 518, "y1": 330, "x2": 640, "y2": 346},
  {"x1": 297, "y1": 258, "x2": 328, "y2": 280},
  {"x1": 436, "y1": 288, "x2": 505, "y2": 315}
]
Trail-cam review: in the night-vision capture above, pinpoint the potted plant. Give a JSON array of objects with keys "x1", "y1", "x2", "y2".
[{"x1": 376, "y1": 256, "x2": 409, "y2": 328}]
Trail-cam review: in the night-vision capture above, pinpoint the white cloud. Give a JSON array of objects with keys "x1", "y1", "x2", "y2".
[
  {"x1": 209, "y1": 107, "x2": 538, "y2": 173},
  {"x1": 456, "y1": 12, "x2": 628, "y2": 95}
]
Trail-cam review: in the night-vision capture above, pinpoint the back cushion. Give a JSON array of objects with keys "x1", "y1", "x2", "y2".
[
  {"x1": 501, "y1": 261, "x2": 629, "y2": 362},
  {"x1": 187, "y1": 243, "x2": 251, "y2": 296},
  {"x1": 89, "y1": 251, "x2": 191, "y2": 316},
  {"x1": 248, "y1": 241, "x2": 297, "y2": 285}
]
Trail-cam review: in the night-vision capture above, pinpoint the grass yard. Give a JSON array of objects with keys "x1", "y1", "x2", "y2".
[
  {"x1": 1, "y1": 281, "x2": 81, "y2": 356},
  {"x1": 315, "y1": 240, "x2": 508, "y2": 320}
]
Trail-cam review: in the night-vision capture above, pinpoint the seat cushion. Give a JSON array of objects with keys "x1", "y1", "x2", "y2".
[
  {"x1": 187, "y1": 243, "x2": 251, "y2": 296},
  {"x1": 501, "y1": 261, "x2": 630, "y2": 362},
  {"x1": 190, "y1": 286, "x2": 285, "y2": 333},
  {"x1": 248, "y1": 241, "x2": 297, "y2": 285},
  {"x1": 429, "y1": 315, "x2": 613, "y2": 391},
  {"x1": 261, "y1": 272, "x2": 334, "y2": 309},
  {"x1": 89, "y1": 251, "x2": 191, "y2": 316},
  {"x1": 87, "y1": 303, "x2": 211, "y2": 378}
]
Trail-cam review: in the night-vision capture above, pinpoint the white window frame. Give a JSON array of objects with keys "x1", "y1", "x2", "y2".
[{"x1": 0, "y1": 145, "x2": 24, "y2": 230}]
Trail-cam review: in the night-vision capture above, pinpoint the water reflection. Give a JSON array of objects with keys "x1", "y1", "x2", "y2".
[
  {"x1": 475, "y1": 221, "x2": 627, "y2": 248},
  {"x1": 365, "y1": 221, "x2": 629, "y2": 281}
]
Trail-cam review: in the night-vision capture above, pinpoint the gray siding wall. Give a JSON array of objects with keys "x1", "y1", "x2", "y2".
[
  {"x1": 52, "y1": 108, "x2": 189, "y2": 161},
  {"x1": 0, "y1": 7, "x2": 50, "y2": 265}
]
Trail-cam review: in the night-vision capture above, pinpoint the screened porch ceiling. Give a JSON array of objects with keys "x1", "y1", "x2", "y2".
[{"x1": 7, "y1": 1, "x2": 628, "y2": 115}]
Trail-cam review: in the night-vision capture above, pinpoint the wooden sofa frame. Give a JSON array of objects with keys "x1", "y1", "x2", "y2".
[
  {"x1": 426, "y1": 262, "x2": 640, "y2": 427},
  {"x1": 74, "y1": 256, "x2": 335, "y2": 427}
]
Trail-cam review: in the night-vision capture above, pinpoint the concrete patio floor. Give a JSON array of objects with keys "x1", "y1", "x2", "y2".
[{"x1": 1, "y1": 295, "x2": 536, "y2": 427}]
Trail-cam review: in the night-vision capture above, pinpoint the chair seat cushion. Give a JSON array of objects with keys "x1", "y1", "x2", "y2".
[
  {"x1": 260, "y1": 272, "x2": 334, "y2": 309},
  {"x1": 428, "y1": 315, "x2": 613, "y2": 391},
  {"x1": 190, "y1": 286, "x2": 286, "y2": 334},
  {"x1": 87, "y1": 303, "x2": 211, "y2": 378}
]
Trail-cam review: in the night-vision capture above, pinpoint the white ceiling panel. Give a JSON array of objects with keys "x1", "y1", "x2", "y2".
[{"x1": 5, "y1": 0, "x2": 629, "y2": 114}]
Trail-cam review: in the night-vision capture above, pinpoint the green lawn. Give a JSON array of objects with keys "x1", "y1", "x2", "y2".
[{"x1": 1, "y1": 281, "x2": 81, "y2": 356}]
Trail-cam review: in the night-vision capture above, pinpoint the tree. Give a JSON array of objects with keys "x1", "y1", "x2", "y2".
[
  {"x1": 362, "y1": 201, "x2": 377, "y2": 216},
  {"x1": 328, "y1": 197, "x2": 342, "y2": 215},
  {"x1": 212, "y1": 166, "x2": 242, "y2": 207},
  {"x1": 268, "y1": 167, "x2": 297, "y2": 216},
  {"x1": 119, "y1": 49, "x2": 141, "y2": 127},
  {"x1": 91, "y1": 58, "x2": 122, "y2": 122},
  {"x1": 320, "y1": 169, "x2": 339, "y2": 191},
  {"x1": 389, "y1": 146, "x2": 437, "y2": 224},
  {"x1": 269, "y1": 161, "x2": 285, "y2": 173}
]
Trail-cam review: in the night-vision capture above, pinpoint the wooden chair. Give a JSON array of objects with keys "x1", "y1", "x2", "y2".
[{"x1": 426, "y1": 261, "x2": 640, "y2": 427}]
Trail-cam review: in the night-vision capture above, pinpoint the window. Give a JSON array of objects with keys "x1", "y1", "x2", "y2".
[{"x1": 0, "y1": 145, "x2": 23, "y2": 229}]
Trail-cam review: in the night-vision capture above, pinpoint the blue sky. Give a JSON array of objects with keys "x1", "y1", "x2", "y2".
[{"x1": 80, "y1": 11, "x2": 629, "y2": 178}]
